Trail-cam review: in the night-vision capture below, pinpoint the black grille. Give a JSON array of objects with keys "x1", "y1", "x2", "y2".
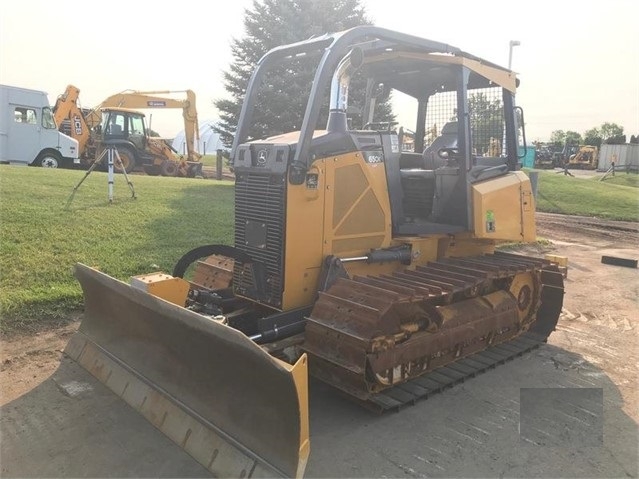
[{"x1": 233, "y1": 172, "x2": 287, "y2": 307}]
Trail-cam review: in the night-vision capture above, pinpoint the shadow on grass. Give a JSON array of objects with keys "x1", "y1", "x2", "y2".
[
  {"x1": 62, "y1": 191, "x2": 138, "y2": 212},
  {"x1": 127, "y1": 181, "x2": 235, "y2": 273}
]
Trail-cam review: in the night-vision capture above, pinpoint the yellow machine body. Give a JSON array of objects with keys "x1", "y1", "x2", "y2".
[
  {"x1": 130, "y1": 272, "x2": 190, "y2": 306},
  {"x1": 282, "y1": 150, "x2": 536, "y2": 310}
]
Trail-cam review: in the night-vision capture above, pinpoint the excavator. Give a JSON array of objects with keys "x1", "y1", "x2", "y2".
[
  {"x1": 53, "y1": 86, "x2": 203, "y2": 177},
  {"x1": 64, "y1": 27, "x2": 565, "y2": 478}
]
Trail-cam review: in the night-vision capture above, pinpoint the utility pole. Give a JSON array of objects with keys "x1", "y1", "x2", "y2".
[{"x1": 508, "y1": 40, "x2": 521, "y2": 70}]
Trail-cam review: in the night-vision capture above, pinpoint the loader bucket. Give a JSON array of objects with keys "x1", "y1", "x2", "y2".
[{"x1": 65, "y1": 263, "x2": 309, "y2": 478}]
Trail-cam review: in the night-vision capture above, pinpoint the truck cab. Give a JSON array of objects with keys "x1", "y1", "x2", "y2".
[{"x1": 0, "y1": 84, "x2": 79, "y2": 167}]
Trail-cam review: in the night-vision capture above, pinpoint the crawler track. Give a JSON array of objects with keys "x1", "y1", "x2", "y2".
[
  {"x1": 361, "y1": 331, "x2": 547, "y2": 412},
  {"x1": 303, "y1": 251, "x2": 565, "y2": 407}
]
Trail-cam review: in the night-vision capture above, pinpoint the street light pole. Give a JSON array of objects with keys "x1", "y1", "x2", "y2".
[
  {"x1": 508, "y1": 40, "x2": 521, "y2": 70},
  {"x1": 507, "y1": 40, "x2": 521, "y2": 160}
]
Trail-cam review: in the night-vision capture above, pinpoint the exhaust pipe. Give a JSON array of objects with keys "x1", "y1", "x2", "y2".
[{"x1": 326, "y1": 47, "x2": 364, "y2": 133}]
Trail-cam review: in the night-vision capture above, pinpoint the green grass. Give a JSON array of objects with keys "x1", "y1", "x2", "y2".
[
  {"x1": 0, "y1": 165, "x2": 234, "y2": 333},
  {"x1": 528, "y1": 170, "x2": 639, "y2": 221},
  {"x1": 1, "y1": 165, "x2": 637, "y2": 334},
  {"x1": 594, "y1": 172, "x2": 639, "y2": 188},
  {"x1": 199, "y1": 154, "x2": 217, "y2": 167},
  {"x1": 199, "y1": 154, "x2": 232, "y2": 169}
]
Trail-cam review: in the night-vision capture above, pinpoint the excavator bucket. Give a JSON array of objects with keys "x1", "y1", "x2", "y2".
[
  {"x1": 187, "y1": 161, "x2": 204, "y2": 178},
  {"x1": 65, "y1": 263, "x2": 309, "y2": 478}
]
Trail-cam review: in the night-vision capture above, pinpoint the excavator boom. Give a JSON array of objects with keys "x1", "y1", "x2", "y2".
[{"x1": 96, "y1": 89, "x2": 200, "y2": 162}]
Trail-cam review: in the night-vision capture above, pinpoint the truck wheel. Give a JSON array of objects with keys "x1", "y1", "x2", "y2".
[
  {"x1": 114, "y1": 147, "x2": 136, "y2": 174},
  {"x1": 34, "y1": 151, "x2": 62, "y2": 168}
]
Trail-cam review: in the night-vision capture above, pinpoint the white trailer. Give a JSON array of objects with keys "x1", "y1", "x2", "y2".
[
  {"x1": 0, "y1": 84, "x2": 79, "y2": 167},
  {"x1": 598, "y1": 143, "x2": 639, "y2": 172}
]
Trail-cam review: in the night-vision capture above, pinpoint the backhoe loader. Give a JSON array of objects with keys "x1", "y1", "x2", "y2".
[
  {"x1": 53, "y1": 86, "x2": 203, "y2": 176},
  {"x1": 65, "y1": 26, "x2": 565, "y2": 478}
]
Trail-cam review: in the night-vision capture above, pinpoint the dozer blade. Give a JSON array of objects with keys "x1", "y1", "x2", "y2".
[{"x1": 65, "y1": 263, "x2": 309, "y2": 478}]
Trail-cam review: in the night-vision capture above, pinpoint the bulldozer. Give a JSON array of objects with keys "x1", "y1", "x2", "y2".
[{"x1": 64, "y1": 26, "x2": 565, "y2": 478}]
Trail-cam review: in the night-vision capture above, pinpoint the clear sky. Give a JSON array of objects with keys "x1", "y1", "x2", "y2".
[{"x1": 1, "y1": 0, "x2": 637, "y2": 142}]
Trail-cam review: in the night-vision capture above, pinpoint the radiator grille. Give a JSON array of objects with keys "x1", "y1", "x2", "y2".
[{"x1": 233, "y1": 172, "x2": 287, "y2": 308}]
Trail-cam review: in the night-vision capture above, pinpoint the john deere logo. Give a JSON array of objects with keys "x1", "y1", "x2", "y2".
[{"x1": 257, "y1": 149, "x2": 268, "y2": 165}]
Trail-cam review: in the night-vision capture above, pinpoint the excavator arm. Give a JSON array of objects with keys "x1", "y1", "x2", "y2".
[
  {"x1": 95, "y1": 90, "x2": 201, "y2": 162},
  {"x1": 52, "y1": 85, "x2": 100, "y2": 158}
]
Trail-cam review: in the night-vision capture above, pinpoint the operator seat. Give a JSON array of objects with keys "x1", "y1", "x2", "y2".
[
  {"x1": 109, "y1": 124, "x2": 123, "y2": 135},
  {"x1": 422, "y1": 121, "x2": 457, "y2": 169},
  {"x1": 396, "y1": 122, "x2": 460, "y2": 223}
]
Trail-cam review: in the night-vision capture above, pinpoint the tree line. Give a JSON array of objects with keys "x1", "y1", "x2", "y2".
[{"x1": 548, "y1": 122, "x2": 637, "y2": 149}]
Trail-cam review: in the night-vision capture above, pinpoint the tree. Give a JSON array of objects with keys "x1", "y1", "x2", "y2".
[
  {"x1": 583, "y1": 122, "x2": 624, "y2": 147},
  {"x1": 549, "y1": 130, "x2": 565, "y2": 147},
  {"x1": 549, "y1": 130, "x2": 581, "y2": 147},
  {"x1": 565, "y1": 131, "x2": 582, "y2": 145},
  {"x1": 605, "y1": 134, "x2": 626, "y2": 145},
  {"x1": 600, "y1": 122, "x2": 624, "y2": 141},
  {"x1": 213, "y1": 0, "x2": 391, "y2": 148},
  {"x1": 583, "y1": 127, "x2": 601, "y2": 147}
]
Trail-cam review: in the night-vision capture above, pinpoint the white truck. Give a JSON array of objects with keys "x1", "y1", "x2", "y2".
[{"x1": 0, "y1": 84, "x2": 79, "y2": 167}]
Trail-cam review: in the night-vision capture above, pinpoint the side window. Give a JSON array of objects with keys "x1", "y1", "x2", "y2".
[
  {"x1": 41, "y1": 107, "x2": 56, "y2": 129},
  {"x1": 386, "y1": 89, "x2": 418, "y2": 152},
  {"x1": 129, "y1": 115, "x2": 145, "y2": 136},
  {"x1": 107, "y1": 113, "x2": 126, "y2": 135},
  {"x1": 422, "y1": 91, "x2": 459, "y2": 161},
  {"x1": 468, "y1": 87, "x2": 506, "y2": 158},
  {"x1": 14, "y1": 107, "x2": 37, "y2": 124},
  {"x1": 116, "y1": 114, "x2": 125, "y2": 132}
]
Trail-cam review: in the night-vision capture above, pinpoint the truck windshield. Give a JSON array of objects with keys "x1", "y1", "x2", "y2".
[{"x1": 41, "y1": 107, "x2": 56, "y2": 129}]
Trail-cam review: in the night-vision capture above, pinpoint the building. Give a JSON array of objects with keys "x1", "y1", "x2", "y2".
[{"x1": 172, "y1": 119, "x2": 221, "y2": 156}]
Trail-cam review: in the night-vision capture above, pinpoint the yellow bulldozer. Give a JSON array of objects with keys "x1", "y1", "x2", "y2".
[{"x1": 64, "y1": 26, "x2": 565, "y2": 478}]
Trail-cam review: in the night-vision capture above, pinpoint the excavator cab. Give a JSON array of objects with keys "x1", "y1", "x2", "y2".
[
  {"x1": 66, "y1": 26, "x2": 563, "y2": 478},
  {"x1": 95, "y1": 107, "x2": 147, "y2": 173}
]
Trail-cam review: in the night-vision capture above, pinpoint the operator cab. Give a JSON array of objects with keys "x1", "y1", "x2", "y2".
[
  {"x1": 100, "y1": 107, "x2": 149, "y2": 155},
  {"x1": 230, "y1": 28, "x2": 526, "y2": 238},
  {"x1": 321, "y1": 48, "x2": 524, "y2": 236}
]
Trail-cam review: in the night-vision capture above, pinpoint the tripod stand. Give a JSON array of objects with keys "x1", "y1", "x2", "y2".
[{"x1": 68, "y1": 146, "x2": 137, "y2": 205}]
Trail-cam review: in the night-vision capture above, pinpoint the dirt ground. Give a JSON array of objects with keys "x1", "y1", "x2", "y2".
[{"x1": 1, "y1": 211, "x2": 638, "y2": 478}]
